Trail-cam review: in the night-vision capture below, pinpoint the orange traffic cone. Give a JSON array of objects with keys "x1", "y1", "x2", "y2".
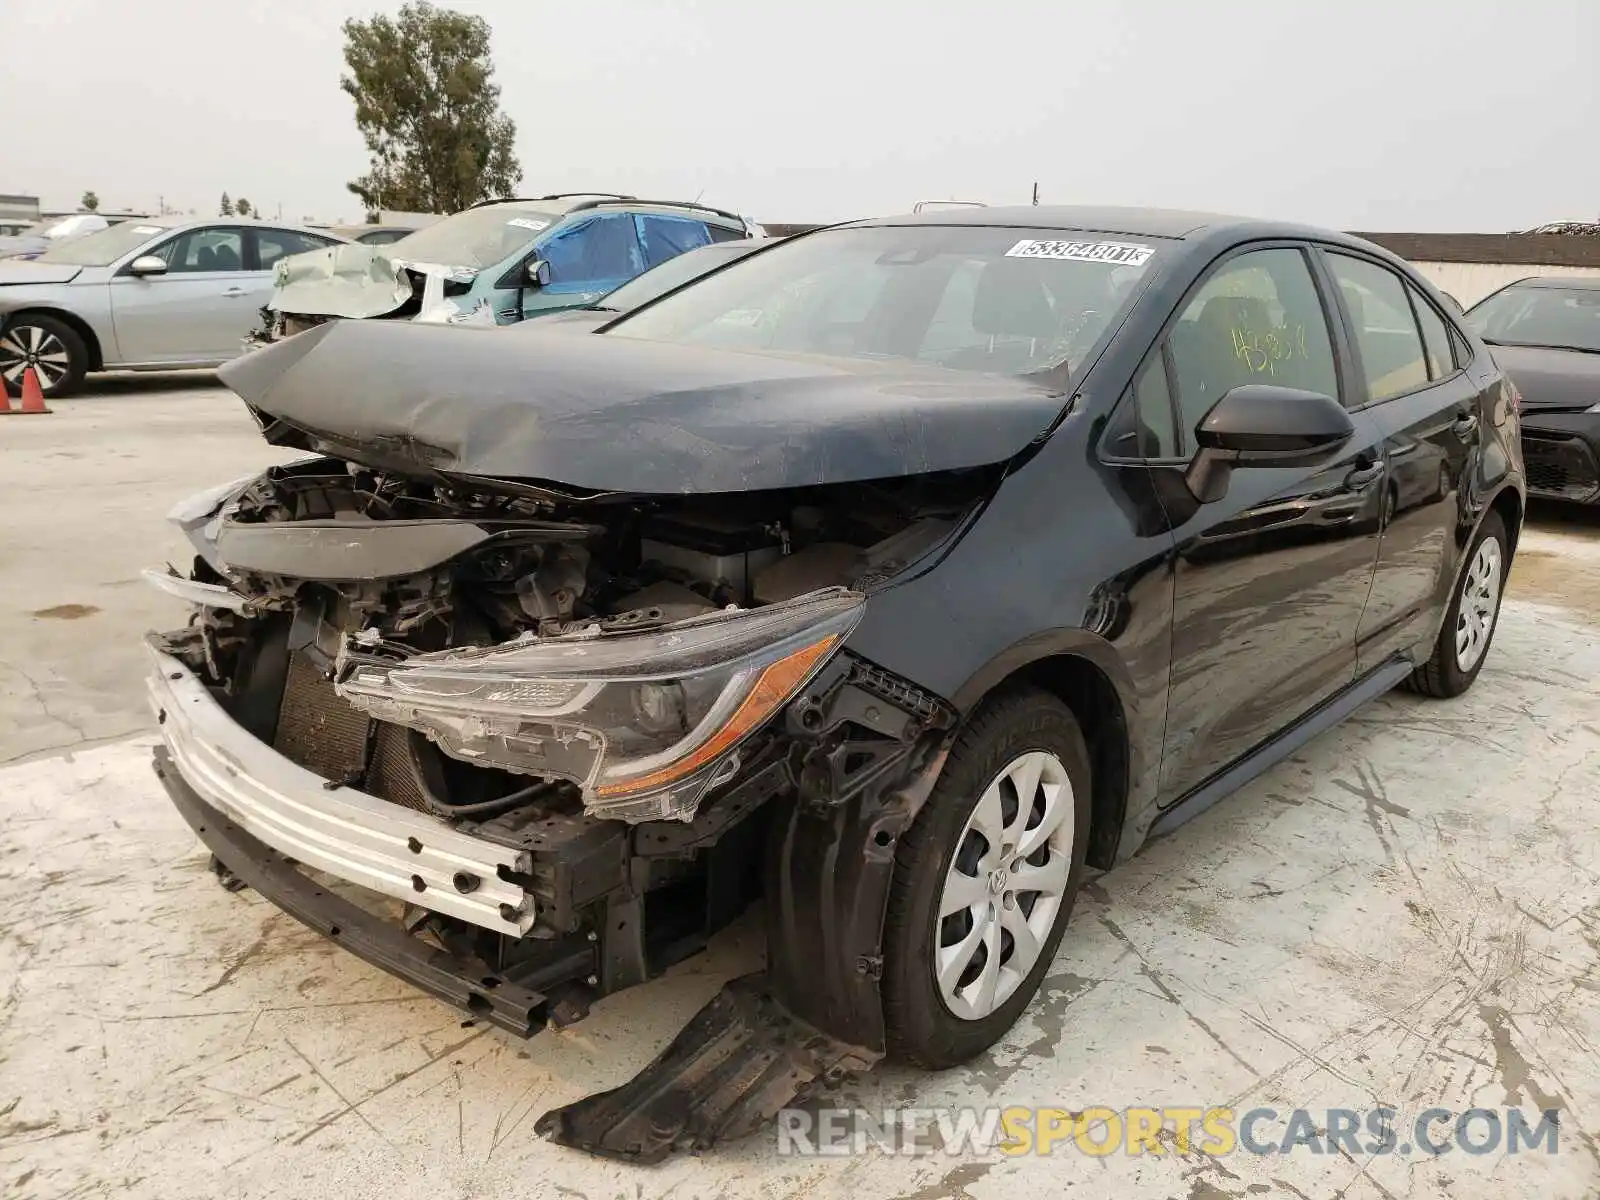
[
  {"x1": 0, "y1": 372, "x2": 11, "y2": 414},
  {"x1": 16, "y1": 366, "x2": 51, "y2": 414}
]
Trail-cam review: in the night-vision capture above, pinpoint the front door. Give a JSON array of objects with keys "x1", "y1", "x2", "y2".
[
  {"x1": 1319, "y1": 250, "x2": 1486, "y2": 669},
  {"x1": 1153, "y1": 244, "x2": 1388, "y2": 802},
  {"x1": 109, "y1": 225, "x2": 257, "y2": 363}
]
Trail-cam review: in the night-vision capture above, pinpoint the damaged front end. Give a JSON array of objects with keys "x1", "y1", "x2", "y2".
[
  {"x1": 249, "y1": 240, "x2": 486, "y2": 348},
  {"x1": 147, "y1": 450, "x2": 966, "y2": 1158}
]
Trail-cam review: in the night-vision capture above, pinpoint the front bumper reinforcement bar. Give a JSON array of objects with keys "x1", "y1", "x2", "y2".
[{"x1": 155, "y1": 748, "x2": 550, "y2": 1037}]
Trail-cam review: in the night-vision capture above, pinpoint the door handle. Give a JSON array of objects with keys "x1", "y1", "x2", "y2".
[
  {"x1": 1344, "y1": 463, "x2": 1384, "y2": 489},
  {"x1": 222, "y1": 287, "x2": 247, "y2": 298},
  {"x1": 1452, "y1": 414, "x2": 1480, "y2": 439}
]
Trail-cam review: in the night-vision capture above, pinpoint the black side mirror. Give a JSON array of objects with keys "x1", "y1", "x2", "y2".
[{"x1": 1185, "y1": 384, "x2": 1354, "y2": 504}]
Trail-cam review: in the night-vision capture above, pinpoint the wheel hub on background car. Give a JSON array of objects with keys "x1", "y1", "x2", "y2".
[{"x1": 0, "y1": 325, "x2": 69, "y2": 391}]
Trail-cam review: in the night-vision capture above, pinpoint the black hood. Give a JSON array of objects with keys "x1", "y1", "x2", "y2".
[
  {"x1": 218, "y1": 319, "x2": 1069, "y2": 494},
  {"x1": 1490, "y1": 343, "x2": 1600, "y2": 412}
]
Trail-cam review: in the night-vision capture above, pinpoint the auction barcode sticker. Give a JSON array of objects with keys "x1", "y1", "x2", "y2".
[{"x1": 1005, "y1": 239, "x2": 1153, "y2": 265}]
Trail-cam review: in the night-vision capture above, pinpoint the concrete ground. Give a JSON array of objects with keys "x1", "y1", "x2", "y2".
[{"x1": 2, "y1": 379, "x2": 1598, "y2": 1199}]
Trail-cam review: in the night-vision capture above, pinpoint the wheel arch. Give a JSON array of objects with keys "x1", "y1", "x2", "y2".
[
  {"x1": 3, "y1": 307, "x2": 104, "y2": 371},
  {"x1": 950, "y1": 636, "x2": 1136, "y2": 872},
  {"x1": 1488, "y1": 483, "x2": 1523, "y2": 560}
]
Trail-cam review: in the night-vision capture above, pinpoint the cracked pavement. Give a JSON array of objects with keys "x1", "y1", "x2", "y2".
[{"x1": 1, "y1": 380, "x2": 1598, "y2": 1198}]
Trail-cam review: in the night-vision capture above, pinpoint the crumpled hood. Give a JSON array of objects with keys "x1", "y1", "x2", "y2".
[
  {"x1": 1491, "y1": 343, "x2": 1600, "y2": 411},
  {"x1": 266, "y1": 241, "x2": 475, "y2": 319},
  {"x1": 218, "y1": 318, "x2": 1069, "y2": 494},
  {"x1": 0, "y1": 258, "x2": 83, "y2": 285}
]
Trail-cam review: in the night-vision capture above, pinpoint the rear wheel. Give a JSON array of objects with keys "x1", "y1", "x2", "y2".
[
  {"x1": 1406, "y1": 511, "x2": 1508, "y2": 698},
  {"x1": 0, "y1": 314, "x2": 87, "y2": 397},
  {"x1": 881, "y1": 688, "x2": 1090, "y2": 1068}
]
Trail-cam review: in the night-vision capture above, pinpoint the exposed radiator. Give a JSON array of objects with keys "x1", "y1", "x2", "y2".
[{"x1": 273, "y1": 653, "x2": 371, "y2": 785}]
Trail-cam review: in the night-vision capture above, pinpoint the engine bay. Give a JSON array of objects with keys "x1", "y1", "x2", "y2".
[{"x1": 209, "y1": 456, "x2": 987, "y2": 647}]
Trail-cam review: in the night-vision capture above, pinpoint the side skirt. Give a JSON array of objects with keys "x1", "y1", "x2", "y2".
[{"x1": 1148, "y1": 656, "x2": 1415, "y2": 839}]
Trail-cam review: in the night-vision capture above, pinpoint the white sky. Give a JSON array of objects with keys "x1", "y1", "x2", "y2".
[{"x1": 4, "y1": 0, "x2": 1596, "y2": 231}]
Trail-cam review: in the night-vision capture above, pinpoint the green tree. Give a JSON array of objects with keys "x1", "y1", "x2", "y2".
[
  {"x1": 234, "y1": 198, "x2": 252, "y2": 217},
  {"x1": 80, "y1": 190, "x2": 100, "y2": 212},
  {"x1": 340, "y1": 1, "x2": 521, "y2": 213},
  {"x1": 219, "y1": 192, "x2": 234, "y2": 216}
]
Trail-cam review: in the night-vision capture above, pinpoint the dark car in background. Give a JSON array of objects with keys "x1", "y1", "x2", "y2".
[
  {"x1": 1464, "y1": 276, "x2": 1600, "y2": 504},
  {"x1": 145, "y1": 207, "x2": 1522, "y2": 1161}
]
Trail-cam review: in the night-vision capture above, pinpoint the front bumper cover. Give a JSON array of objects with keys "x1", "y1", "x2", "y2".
[{"x1": 145, "y1": 641, "x2": 535, "y2": 936}]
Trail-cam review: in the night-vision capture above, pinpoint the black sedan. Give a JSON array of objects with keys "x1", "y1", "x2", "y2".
[
  {"x1": 147, "y1": 206, "x2": 1524, "y2": 1159},
  {"x1": 1463, "y1": 275, "x2": 1600, "y2": 503}
]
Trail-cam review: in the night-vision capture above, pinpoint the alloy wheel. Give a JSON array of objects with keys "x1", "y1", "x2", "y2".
[
  {"x1": 934, "y1": 749, "x2": 1074, "y2": 1021},
  {"x1": 1454, "y1": 537, "x2": 1502, "y2": 672},
  {"x1": 0, "y1": 324, "x2": 71, "y2": 392}
]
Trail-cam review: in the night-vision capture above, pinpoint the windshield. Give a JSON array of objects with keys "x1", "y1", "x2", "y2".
[
  {"x1": 36, "y1": 220, "x2": 168, "y2": 266},
  {"x1": 382, "y1": 205, "x2": 562, "y2": 270},
  {"x1": 597, "y1": 242, "x2": 760, "y2": 313},
  {"x1": 607, "y1": 225, "x2": 1159, "y2": 375},
  {"x1": 1465, "y1": 284, "x2": 1600, "y2": 354}
]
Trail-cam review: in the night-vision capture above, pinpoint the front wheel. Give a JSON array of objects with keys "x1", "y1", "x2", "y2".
[
  {"x1": 0, "y1": 314, "x2": 87, "y2": 397},
  {"x1": 1406, "y1": 511, "x2": 1509, "y2": 698},
  {"x1": 881, "y1": 688, "x2": 1091, "y2": 1068}
]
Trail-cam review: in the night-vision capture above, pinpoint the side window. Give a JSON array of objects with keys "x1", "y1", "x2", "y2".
[
  {"x1": 636, "y1": 215, "x2": 711, "y2": 269},
  {"x1": 157, "y1": 227, "x2": 245, "y2": 273},
  {"x1": 541, "y1": 214, "x2": 644, "y2": 290},
  {"x1": 1104, "y1": 356, "x2": 1179, "y2": 459},
  {"x1": 1407, "y1": 285, "x2": 1456, "y2": 380},
  {"x1": 1326, "y1": 253, "x2": 1428, "y2": 402},
  {"x1": 1165, "y1": 247, "x2": 1339, "y2": 450},
  {"x1": 706, "y1": 223, "x2": 747, "y2": 244},
  {"x1": 255, "y1": 230, "x2": 336, "y2": 272}
]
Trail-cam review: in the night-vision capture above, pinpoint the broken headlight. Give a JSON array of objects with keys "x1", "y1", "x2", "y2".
[{"x1": 337, "y1": 588, "x2": 863, "y2": 822}]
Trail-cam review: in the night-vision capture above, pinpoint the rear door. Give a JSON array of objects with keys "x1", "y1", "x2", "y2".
[
  {"x1": 1318, "y1": 250, "x2": 1485, "y2": 669},
  {"x1": 1151, "y1": 244, "x2": 1389, "y2": 802},
  {"x1": 109, "y1": 225, "x2": 255, "y2": 363}
]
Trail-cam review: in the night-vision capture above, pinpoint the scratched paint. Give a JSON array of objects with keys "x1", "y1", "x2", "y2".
[{"x1": 0, "y1": 560, "x2": 1598, "y2": 1197}]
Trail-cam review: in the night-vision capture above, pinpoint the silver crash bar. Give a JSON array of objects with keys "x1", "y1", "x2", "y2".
[
  {"x1": 141, "y1": 568, "x2": 255, "y2": 613},
  {"x1": 146, "y1": 643, "x2": 536, "y2": 936}
]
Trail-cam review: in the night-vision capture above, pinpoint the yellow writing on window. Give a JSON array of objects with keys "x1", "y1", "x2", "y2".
[{"x1": 1231, "y1": 324, "x2": 1308, "y2": 377}]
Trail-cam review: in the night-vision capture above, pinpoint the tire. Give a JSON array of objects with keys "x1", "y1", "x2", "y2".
[
  {"x1": 0, "y1": 313, "x2": 88, "y2": 398},
  {"x1": 882, "y1": 687, "x2": 1091, "y2": 1068},
  {"x1": 1405, "y1": 511, "x2": 1509, "y2": 698}
]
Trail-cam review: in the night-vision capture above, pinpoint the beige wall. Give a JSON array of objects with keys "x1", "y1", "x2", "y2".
[{"x1": 1410, "y1": 260, "x2": 1600, "y2": 308}]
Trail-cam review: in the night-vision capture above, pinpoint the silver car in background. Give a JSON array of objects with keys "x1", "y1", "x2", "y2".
[{"x1": 0, "y1": 217, "x2": 345, "y2": 396}]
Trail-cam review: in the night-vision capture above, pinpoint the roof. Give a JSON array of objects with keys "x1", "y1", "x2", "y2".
[
  {"x1": 851, "y1": 204, "x2": 1251, "y2": 239},
  {"x1": 1493, "y1": 275, "x2": 1600, "y2": 291},
  {"x1": 471, "y1": 195, "x2": 748, "y2": 227},
  {"x1": 1355, "y1": 232, "x2": 1600, "y2": 269},
  {"x1": 136, "y1": 215, "x2": 348, "y2": 238}
]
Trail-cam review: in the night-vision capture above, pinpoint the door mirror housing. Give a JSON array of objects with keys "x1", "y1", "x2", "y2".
[
  {"x1": 127, "y1": 255, "x2": 168, "y2": 277},
  {"x1": 1185, "y1": 384, "x2": 1354, "y2": 504},
  {"x1": 526, "y1": 259, "x2": 551, "y2": 288}
]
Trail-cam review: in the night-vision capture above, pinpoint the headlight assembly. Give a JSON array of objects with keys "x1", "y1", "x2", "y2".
[{"x1": 337, "y1": 588, "x2": 864, "y2": 822}]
